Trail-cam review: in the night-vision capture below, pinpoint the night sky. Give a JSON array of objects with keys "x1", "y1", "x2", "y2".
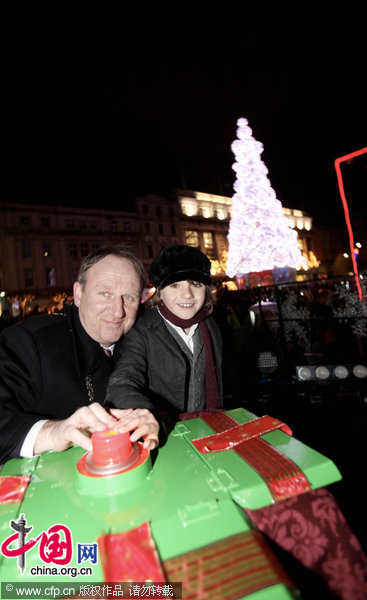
[{"x1": 4, "y1": 18, "x2": 366, "y2": 229}]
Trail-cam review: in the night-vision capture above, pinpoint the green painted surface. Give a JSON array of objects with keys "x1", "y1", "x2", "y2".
[{"x1": 0, "y1": 408, "x2": 341, "y2": 599}]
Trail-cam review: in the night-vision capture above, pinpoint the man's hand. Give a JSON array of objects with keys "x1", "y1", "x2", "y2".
[
  {"x1": 34, "y1": 404, "x2": 159, "y2": 455},
  {"x1": 110, "y1": 407, "x2": 159, "y2": 451}
]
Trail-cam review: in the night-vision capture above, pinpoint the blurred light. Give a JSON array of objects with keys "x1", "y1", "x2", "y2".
[
  {"x1": 334, "y1": 365, "x2": 349, "y2": 379},
  {"x1": 296, "y1": 364, "x2": 367, "y2": 383},
  {"x1": 353, "y1": 365, "x2": 367, "y2": 379},
  {"x1": 343, "y1": 253, "x2": 349, "y2": 258},
  {"x1": 258, "y1": 351, "x2": 278, "y2": 375},
  {"x1": 315, "y1": 366, "x2": 331, "y2": 380},
  {"x1": 356, "y1": 242, "x2": 362, "y2": 248},
  {"x1": 298, "y1": 366, "x2": 312, "y2": 381},
  {"x1": 0, "y1": 291, "x2": 5, "y2": 297}
]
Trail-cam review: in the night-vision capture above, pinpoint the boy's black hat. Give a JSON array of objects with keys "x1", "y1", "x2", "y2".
[{"x1": 150, "y1": 245, "x2": 212, "y2": 289}]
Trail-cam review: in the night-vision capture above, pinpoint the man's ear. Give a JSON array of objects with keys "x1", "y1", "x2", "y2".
[{"x1": 73, "y1": 281, "x2": 82, "y2": 307}]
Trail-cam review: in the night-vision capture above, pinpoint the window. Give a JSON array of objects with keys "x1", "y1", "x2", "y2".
[
  {"x1": 91, "y1": 242, "x2": 100, "y2": 252},
  {"x1": 147, "y1": 244, "x2": 153, "y2": 258},
  {"x1": 201, "y1": 205, "x2": 213, "y2": 218},
  {"x1": 20, "y1": 216, "x2": 30, "y2": 227},
  {"x1": 81, "y1": 243, "x2": 89, "y2": 257},
  {"x1": 69, "y1": 243, "x2": 77, "y2": 258},
  {"x1": 22, "y1": 240, "x2": 31, "y2": 258},
  {"x1": 43, "y1": 242, "x2": 52, "y2": 257},
  {"x1": 158, "y1": 223, "x2": 164, "y2": 235},
  {"x1": 71, "y1": 266, "x2": 78, "y2": 283},
  {"x1": 185, "y1": 230, "x2": 199, "y2": 247},
  {"x1": 123, "y1": 222, "x2": 131, "y2": 232},
  {"x1": 24, "y1": 268, "x2": 34, "y2": 287},
  {"x1": 216, "y1": 208, "x2": 227, "y2": 220},
  {"x1": 145, "y1": 222, "x2": 151, "y2": 234},
  {"x1": 298, "y1": 238, "x2": 308, "y2": 253},
  {"x1": 111, "y1": 221, "x2": 118, "y2": 232},
  {"x1": 89, "y1": 221, "x2": 97, "y2": 230},
  {"x1": 203, "y1": 232, "x2": 216, "y2": 259},
  {"x1": 41, "y1": 217, "x2": 50, "y2": 228},
  {"x1": 78, "y1": 220, "x2": 86, "y2": 230},
  {"x1": 66, "y1": 220, "x2": 75, "y2": 229},
  {"x1": 171, "y1": 224, "x2": 176, "y2": 235},
  {"x1": 155, "y1": 206, "x2": 162, "y2": 217}
]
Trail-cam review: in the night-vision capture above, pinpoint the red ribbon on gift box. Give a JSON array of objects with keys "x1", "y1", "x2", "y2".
[
  {"x1": 196, "y1": 412, "x2": 310, "y2": 502},
  {"x1": 0, "y1": 475, "x2": 31, "y2": 505},
  {"x1": 192, "y1": 415, "x2": 292, "y2": 454}
]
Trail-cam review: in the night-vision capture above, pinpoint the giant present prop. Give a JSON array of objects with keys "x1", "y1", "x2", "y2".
[{"x1": 0, "y1": 408, "x2": 342, "y2": 599}]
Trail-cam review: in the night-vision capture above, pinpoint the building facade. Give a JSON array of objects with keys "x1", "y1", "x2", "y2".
[{"x1": 1, "y1": 192, "x2": 321, "y2": 308}]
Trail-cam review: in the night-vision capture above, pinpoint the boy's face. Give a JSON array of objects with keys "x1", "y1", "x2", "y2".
[{"x1": 160, "y1": 280, "x2": 206, "y2": 320}]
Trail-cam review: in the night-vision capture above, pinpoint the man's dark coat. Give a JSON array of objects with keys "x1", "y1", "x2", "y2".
[{"x1": 0, "y1": 305, "x2": 118, "y2": 463}]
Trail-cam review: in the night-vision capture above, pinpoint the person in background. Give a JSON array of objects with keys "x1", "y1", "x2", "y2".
[
  {"x1": 0, "y1": 246, "x2": 159, "y2": 464},
  {"x1": 106, "y1": 245, "x2": 223, "y2": 419}
]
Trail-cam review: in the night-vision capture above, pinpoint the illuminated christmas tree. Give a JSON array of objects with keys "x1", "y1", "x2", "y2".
[{"x1": 226, "y1": 118, "x2": 305, "y2": 280}]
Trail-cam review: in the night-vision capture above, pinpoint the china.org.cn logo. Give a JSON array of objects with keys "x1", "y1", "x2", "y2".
[{"x1": 1, "y1": 513, "x2": 98, "y2": 576}]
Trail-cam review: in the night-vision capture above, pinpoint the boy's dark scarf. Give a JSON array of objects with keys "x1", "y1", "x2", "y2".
[{"x1": 159, "y1": 303, "x2": 221, "y2": 409}]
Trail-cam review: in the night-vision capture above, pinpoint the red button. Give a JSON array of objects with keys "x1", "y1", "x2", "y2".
[{"x1": 91, "y1": 429, "x2": 132, "y2": 467}]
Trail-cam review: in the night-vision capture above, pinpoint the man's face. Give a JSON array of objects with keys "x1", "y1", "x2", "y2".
[{"x1": 73, "y1": 255, "x2": 141, "y2": 346}]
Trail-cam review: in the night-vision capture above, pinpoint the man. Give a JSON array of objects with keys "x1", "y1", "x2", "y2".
[{"x1": 0, "y1": 246, "x2": 159, "y2": 464}]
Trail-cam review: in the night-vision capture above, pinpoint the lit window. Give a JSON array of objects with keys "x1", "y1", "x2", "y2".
[
  {"x1": 181, "y1": 201, "x2": 197, "y2": 216},
  {"x1": 185, "y1": 231, "x2": 199, "y2": 247},
  {"x1": 201, "y1": 206, "x2": 213, "y2": 218},
  {"x1": 216, "y1": 208, "x2": 227, "y2": 220},
  {"x1": 298, "y1": 239, "x2": 306, "y2": 252},
  {"x1": 203, "y1": 232, "x2": 214, "y2": 248},
  {"x1": 203, "y1": 232, "x2": 215, "y2": 259}
]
